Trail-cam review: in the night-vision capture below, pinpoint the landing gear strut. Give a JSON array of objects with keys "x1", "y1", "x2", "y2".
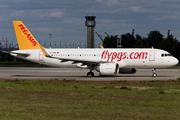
[
  {"x1": 87, "y1": 72, "x2": 94, "y2": 77},
  {"x1": 152, "y1": 68, "x2": 157, "y2": 77},
  {"x1": 87, "y1": 65, "x2": 97, "y2": 77}
]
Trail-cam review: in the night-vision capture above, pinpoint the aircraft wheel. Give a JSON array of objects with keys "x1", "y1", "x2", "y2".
[
  {"x1": 87, "y1": 72, "x2": 94, "y2": 77},
  {"x1": 152, "y1": 73, "x2": 157, "y2": 77}
]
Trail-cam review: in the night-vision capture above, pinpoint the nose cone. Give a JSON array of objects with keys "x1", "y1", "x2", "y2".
[{"x1": 173, "y1": 57, "x2": 179, "y2": 66}]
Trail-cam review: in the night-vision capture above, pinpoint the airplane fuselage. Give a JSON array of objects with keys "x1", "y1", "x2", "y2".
[{"x1": 11, "y1": 48, "x2": 178, "y2": 69}]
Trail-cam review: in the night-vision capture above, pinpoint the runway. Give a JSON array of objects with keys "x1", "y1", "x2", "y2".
[{"x1": 0, "y1": 67, "x2": 179, "y2": 81}]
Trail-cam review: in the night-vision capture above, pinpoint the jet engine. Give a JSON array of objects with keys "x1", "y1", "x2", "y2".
[
  {"x1": 119, "y1": 68, "x2": 136, "y2": 74},
  {"x1": 96, "y1": 63, "x2": 119, "y2": 75}
]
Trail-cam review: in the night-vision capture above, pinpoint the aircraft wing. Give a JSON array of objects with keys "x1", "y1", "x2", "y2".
[
  {"x1": 49, "y1": 55, "x2": 127, "y2": 68},
  {"x1": 59, "y1": 57, "x2": 100, "y2": 63},
  {"x1": 50, "y1": 55, "x2": 115, "y2": 69},
  {"x1": 39, "y1": 45, "x2": 112, "y2": 67}
]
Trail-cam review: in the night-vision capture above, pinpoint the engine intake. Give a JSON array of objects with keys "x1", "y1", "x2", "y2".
[{"x1": 96, "y1": 63, "x2": 119, "y2": 75}]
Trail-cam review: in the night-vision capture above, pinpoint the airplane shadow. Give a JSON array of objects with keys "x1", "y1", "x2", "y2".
[{"x1": 12, "y1": 74, "x2": 173, "y2": 78}]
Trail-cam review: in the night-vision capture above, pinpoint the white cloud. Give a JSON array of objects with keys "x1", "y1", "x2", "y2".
[
  {"x1": 96, "y1": 0, "x2": 103, "y2": 2},
  {"x1": 9, "y1": 10, "x2": 26, "y2": 17},
  {"x1": 130, "y1": 7, "x2": 144, "y2": 13},
  {"x1": 153, "y1": 15, "x2": 179, "y2": 21},
  {"x1": 49, "y1": 11, "x2": 63, "y2": 18},
  {"x1": 32, "y1": 27, "x2": 63, "y2": 33},
  {"x1": 102, "y1": 19, "x2": 110, "y2": 23},
  {"x1": 40, "y1": 10, "x2": 63, "y2": 18},
  {"x1": 96, "y1": 0, "x2": 120, "y2": 8},
  {"x1": 0, "y1": 5, "x2": 8, "y2": 8}
]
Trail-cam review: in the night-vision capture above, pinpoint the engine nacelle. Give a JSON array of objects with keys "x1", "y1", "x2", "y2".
[
  {"x1": 96, "y1": 63, "x2": 119, "y2": 75},
  {"x1": 119, "y1": 68, "x2": 136, "y2": 74}
]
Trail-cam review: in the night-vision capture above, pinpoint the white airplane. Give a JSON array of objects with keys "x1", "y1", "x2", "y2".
[{"x1": 7, "y1": 21, "x2": 179, "y2": 77}]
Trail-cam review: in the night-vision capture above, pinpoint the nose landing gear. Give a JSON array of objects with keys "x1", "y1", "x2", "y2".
[{"x1": 152, "y1": 68, "x2": 157, "y2": 77}]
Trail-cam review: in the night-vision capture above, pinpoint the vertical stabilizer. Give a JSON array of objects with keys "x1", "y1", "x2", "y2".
[{"x1": 13, "y1": 21, "x2": 41, "y2": 50}]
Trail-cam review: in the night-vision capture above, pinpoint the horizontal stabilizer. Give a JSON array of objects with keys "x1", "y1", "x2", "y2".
[
  {"x1": 3, "y1": 51, "x2": 30, "y2": 55},
  {"x1": 3, "y1": 50, "x2": 30, "y2": 57},
  {"x1": 2, "y1": 51, "x2": 11, "y2": 54}
]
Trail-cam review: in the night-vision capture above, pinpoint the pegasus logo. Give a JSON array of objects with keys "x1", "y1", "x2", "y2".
[{"x1": 18, "y1": 24, "x2": 38, "y2": 46}]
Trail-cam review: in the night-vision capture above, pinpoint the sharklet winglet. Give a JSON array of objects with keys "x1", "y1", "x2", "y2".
[
  {"x1": 39, "y1": 45, "x2": 49, "y2": 57},
  {"x1": 100, "y1": 45, "x2": 104, "y2": 49}
]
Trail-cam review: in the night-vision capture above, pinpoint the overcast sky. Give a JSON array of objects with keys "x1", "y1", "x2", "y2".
[{"x1": 0, "y1": 0, "x2": 180, "y2": 48}]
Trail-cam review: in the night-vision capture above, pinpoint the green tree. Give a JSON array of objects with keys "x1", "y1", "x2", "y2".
[
  {"x1": 135, "y1": 34, "x2": 149, "y2": 48},
  {"x1": 159, "y1": 35, "x2": 180, "y2": 60},
  {"x1": 121, "y1": 33, "x2": 136, "y2": 48},
  {"x1": 147, "y1": 30, "x2": 163, "y2": 48},
  {"x1": 103, "y1": 36, "x2": 117, "y2": 48},
  {"x1": 159, "y1": 35, "x2": 179, "y2": 52}
]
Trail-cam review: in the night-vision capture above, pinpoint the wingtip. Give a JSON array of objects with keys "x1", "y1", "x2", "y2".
[{"x1": 100, "y1": 45, "x2": 104, "y2": 49}]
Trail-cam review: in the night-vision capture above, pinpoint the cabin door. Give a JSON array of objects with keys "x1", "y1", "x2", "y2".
[
  {"x1": 39, "y1": 50, "x2": 44, "y2": 61},
  {"x1": 149, "y1": 50, "x2": 155, "y2": 61}
]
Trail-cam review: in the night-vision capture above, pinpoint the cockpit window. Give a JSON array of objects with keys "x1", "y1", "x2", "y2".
[
  {"x1": 168, "y1": 54, "x2": 172, "y2": 56},
  {"x1": 161, "y1": 53, "x2": 172, "y2": 57}
]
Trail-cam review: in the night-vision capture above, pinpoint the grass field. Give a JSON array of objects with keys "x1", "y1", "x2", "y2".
[{"x1": 0, "y1": 79, "x2": 180, "y2": 120}]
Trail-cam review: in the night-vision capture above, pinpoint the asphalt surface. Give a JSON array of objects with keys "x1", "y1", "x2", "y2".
[{"x1": 0, "y1": 67, "x2": 179, "y2": 81}]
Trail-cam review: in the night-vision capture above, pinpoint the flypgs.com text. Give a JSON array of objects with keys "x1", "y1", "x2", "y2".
[{"x1": 101, "y1": 50, "x2": 148, "y2": 62}]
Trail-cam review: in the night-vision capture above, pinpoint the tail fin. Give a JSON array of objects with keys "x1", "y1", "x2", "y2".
[{"x1": 13, "y1": 21, "x2": 41, "y2": 50}]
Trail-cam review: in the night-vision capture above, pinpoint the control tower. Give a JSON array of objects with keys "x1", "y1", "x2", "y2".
[{"x1": 85, "y1": 15, "x2": 96, "y2": 48}]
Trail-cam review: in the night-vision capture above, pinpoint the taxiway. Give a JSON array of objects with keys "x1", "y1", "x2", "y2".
[{"x1": 0, "y1": 67, "x2": 179, "y2": 81}]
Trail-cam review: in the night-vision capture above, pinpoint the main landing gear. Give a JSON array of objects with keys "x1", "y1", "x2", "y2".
[
  {"x1": 87, "y1": 68, "x2": 94, "y2": 77},
  {"x1": 87, "y1": 72, "x2": 94, "y2": 77},
  {"x1": 152, "y1": 68, "x2": 157, "y2": 77}
]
